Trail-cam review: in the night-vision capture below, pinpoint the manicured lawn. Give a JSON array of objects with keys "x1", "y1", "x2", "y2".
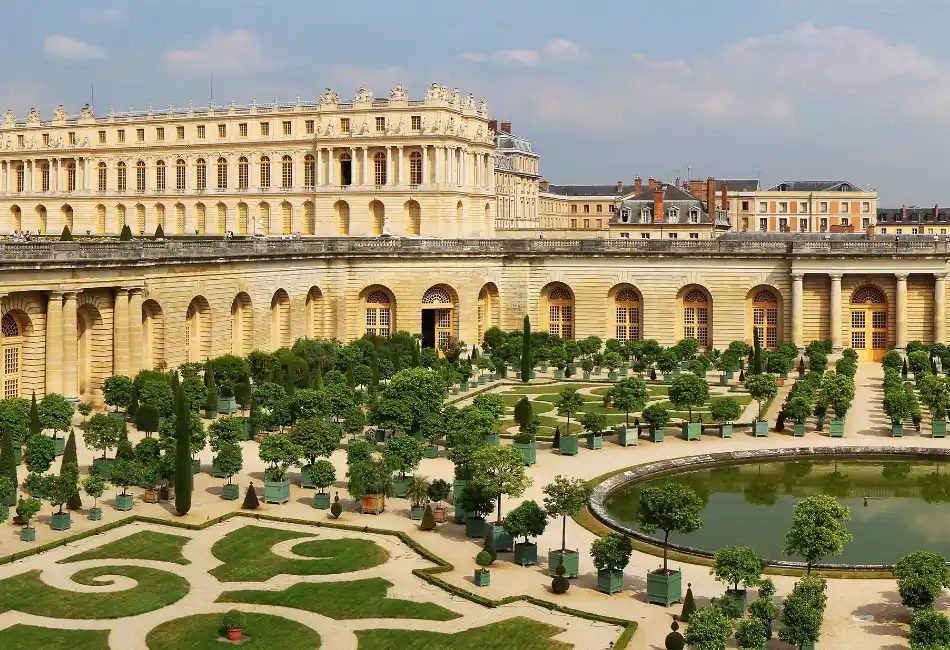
[
  {"x1": 356, "y1": 617, "x2": 570, "y2": 650},
  {"x1": 536, "y1": 416, "x2": 582, "y2": 433},
  {"x1": 61, "y1": 531, "x2": 190, "y2": 565},
  {"x1": 504, "y1": 384, "x2": 599, "y2": 395},
  {"x1": 146, "y1": 612, "x2": 321, "y2": 650},
  {"x1": 4, "y1": 624, "x2": 110, "y2": 650},
  {"x1": 219, "y1": 577, "x2": 459, "y2": 621},
  {"x1": 0, "y1": 566, "x2": 189, "y2": 618},
  {"x1": 210, "y1": 525, "x2": 388, "y2": 582},
  {"x1": 591, "y1": 385, "x2": 669, "y2": 397}
]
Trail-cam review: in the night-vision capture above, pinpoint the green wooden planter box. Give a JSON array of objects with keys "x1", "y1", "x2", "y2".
[
  {"x1": 12, "y1": 446, "x2": 21, "y2": 467},
  {"x1": 478, "y1": 375, "x2": 487, "y2": 385},
  {"x1": 450, "y1": 386, "x2": 459, "y2": 395},
  {"x1": 892, "y1": 422, "x2": 904, "y2": 437},
  {"x1": 617, "y1": 426, "x2": 637, "y2": 446},
  {"x1": 211, "y1": 457, "x2": 229, "y2": 479},
  {"x1": 52, "y1": 435, "x2": 66, "y2": 456},
  {"x1": 452, "y1": 479, "x2": 468, "y2": 524},
  {"x1": 650, "y1": 426, "x2": 665, "y2": 443},
  {"x1": 647, "y1": 569, "x2": 683, "y2": 606},
  {"x1": 484, "y1": 433, "x2": 500, "y2": 447},
  {"x1": 191, "y1": 458, "x2": 200, "y2": 475},
  {"x1": 559, "y1": 436, "x2": 579, "y2": 456},
  {"x1": 619, "y1": 367, "x2": 629, "y2": 377},
  {"x1": 514, "y1": 542, "x2": 538, "y2": 566},
  {"x1": 51, "y1": 512, "x2": 71, "y2": 531},
  {"x1": 530, "y1": 370, "x2": 537, "y2": 379},
  {"x1": 724, "y1": 589, "x2": 748, "y2": 615},
  {"x1": 583, "y1": 371, "x2": 591, "y2": 380},
  {"x1": 425, "y1": 444, "x2": 439, "y2": 458},
  {"x1": 92, "y1": 457, "x2": 114, "y2": 480},
  {"x1": 548, "y1": 549, "x2": 580, "y2": 578},
  {"x1": 474, "y1": 569, "x2": 490, "y2": 587},
  {"x1": 221, "y1": 484, "x2": 240, "y2": 501},
  {"x1": 607, "y1": 371, "x2": 618, "y2": 381},
  {"x1": 88, "y1": 507, "x2": 102, "y2": 521},
  {"x1": 587, "y1": 434, "x2": 603, "y2": 449},
  {"x1": 597, "y1": 569, "x2": 624, "y2": 595},
  {"x1": 312, "y1": 492, "x2": 331, "y2": 508},
  {"x1": 935, "y1": 419, "x2": 948, "y2": 438},
  {"x1": 719, "y1": 373, "x2": 729, "y2": 386},
  {"x1": 374, "y1": 429, "x2": 386, "y2": 443},
  {"x1": 108, "y1": 410, "x2": 127, "y2": 422},
  {"x1": 489, "y1": 522, "x2": 513, "y2": 552},
  {"x1": 719, "y1": 423, "x2": 733, "y2": 438},
  {"x1": 299, "y1": 463, "x2": 316, "y2": 489},
  {"x1": 217, "y1": 396, "x2": 237, "y2": 414},
  {"x1": 115, "y1": 493, "x2": 134, "y2": 511},
  {"x1": 513, "y1": 441, "x2": 536, "y2": 465},
  {"x1": 754, "y1": 420, "x2": 769, "y2": 437},
  {"x1": 243, "y1": 418, "x2": 255, "y2": 440},
  {"x1": 263, "y1": 479, "x2": 291, "y2": 504},
  {"x1": 20, "y1": 526, "x2": 35, "y2": 542},
  {"x1": 830, "y1": 418, "x2": 845, "y2": 437},
  {"x1": 409, "y1": 504, "x2": 425, "y2": 520},
  {"x1": 793, "y1": 422, "x2": 806, "y2": 437},
  {"x1": 460, "y1": 381, "x2": 469, "y2": 392},
  {"x1": 682, "y1": 422, "x2": 701, "y2": 440},
  {"x1": 554, "y1": 370, "x2": 564, "y2": 379},
  {"x1": 466, "y1": 516, "x2": 487, "y2": 539},
  {"x1": 204, "y1": 408, "x2": 218, "y2": 419},
  {"x1": 799, "y1": 644, "x2": 815, "y2": 650},
  {"x1": 392, "y1": 478, "x2": 409, "y2": 498}
]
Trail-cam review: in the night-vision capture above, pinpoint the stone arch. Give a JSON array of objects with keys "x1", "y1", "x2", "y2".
[
  {"x1": 280, "y1": 201, "x2": 293, "y2": 235},
  {"x1": 259, "y1": 201, "x2": 271, "y2": 235},
  {"x1": 142, "y1": 299, "x2": 165, "y2": 370},
  {"x1": 10, "y1": 205, "x2": 21, "y2": 232},
  {"x1": 541, "y1": 282, "x2": 575, "y2": 340},
  {"x1": 36, "y1": 205, "x2": 48, "y2": 234},
  {"x1": 76, "y1": 302, "x2": 103, "y2": 397},
  {"x1": 370, "y1": 200, "x2": 385, "y2": 235},
  {"x1": 608, "y1": 284, "x2": 644, "y2": 343},
  {"x1": 270, "y1": 289, "x2": 291, "y2": 349},
  {"x1": 61, "y1": 204, "x2": 74, "y2": 232},
  {"x1": 676, "y1": 284, "x2": 713, "y2": 350},
  {"x1": 231, "y1": 292, "x2": 253, "y2": 356},
  {"x1": 335, "y1": 200, "x2": 350, "y2": 235},
  {"x1": 477, "y1": 283, "x2": 500, "y2": 346},
  {"x1": 303, "y1": 201, "x2": 315, "y2": 235},
  {"x1": 850, "y1": 285, "x2": 888, "y2": 362},
  {"x1": 185, "y1": 296, "x2": 212, "y2": 363},
  {"x1": 456, "y1": 200, "x2": 463, "y2": 228},
  {"x1": 1, "y1": 295, "x2": 42, "y2": 398},
  {"x1": 746, "y1": 285, "x2": 784, "y2": 350},
  {"x1": 405, "y1": 199, "x2": 421, "y2": 236},
  {"x1": 360, "y1": 285, "x2": 395, "y2": 338},
  {"x1": 306, "y1": 287, "x2": 324, "y2": 339},
  {"x1": 484, "y1": 202, "x2": 491, "y2": 225}
]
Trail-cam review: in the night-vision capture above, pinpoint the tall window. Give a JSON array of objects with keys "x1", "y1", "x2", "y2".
[
  {"x1": 281, "y1": 155, "x2": 293, "y2": 189},
  {"x1": 40, "y1": 163, "x2": 50, "y2": 192},
  {"x1": 175, "y1": 204, "x2": 185, "y2": 234},
  {"x1": 238, "y1": 157, "x2": 249, "y2": 189},
  {"x1": 238, "y1": 203, "x2": 248, "y2": 234},
  {"x1": 365, "y1": 291, "x2": 392, "y2": 338},
  {"x1": 281, "y1": 202, "x2": 291, "y2": 234},
  {"x1": 374, "y1": 152, "x2": 387, "y2": 186},
  {"x1": 1, "y1": 314, "x2": 22, "y2": 399},
  {"x1": 615, "y1": 289, "x2": 642, "y2": 342},
  {"x1": 66, "y1": 162, "x2": 76, "y2": 192},
  {"x1": 97, "y1": 163, "x2": 106, "y2": 192},
  {"x1": 547, "y1": 286, "x2": 574, "y2": 340},
  {"x1": 407, "y1": 201, "x2": 421, "y2": 235},
  {"x1": 216, "y1": 157, "x2": 227, "y2": 189},
  {"x1": 156, "y1": 160, "x2": 166, "y2": 191},
  {"x1": 176, "y1": 159, "x2": 186, "y2": 191},
  {"x1": 155, "y1": 204, "x2": 165, "y2": 228},
  {"x1": 136, "y1": 160, "x2": 146, "y2": 192},
  {"x1": 683, "y1": 290, "x2": 710, "y2": 349},
  {"x1": 216, "y1": 203, "x2": 226, "y2": 233},
  {"x1": 117, "y1": 162, "x2": 127, "y2": 191},
  {"x1": 96, "y1": 205, "x2": 106, "y2": 233},
  {"x1": 752, "y1": 290, "x2": 779, "y2": 350},
  {"x1": 196, "y1": 159, "x2": 207, "y2": 191},
  {"x1": 304, "y1": 154, "x2": 315, "y2": 187},
  {"x1": 339, "y1": 153, "x2": 352, "y2": 186},
  {"x1": 117, "y1": 205, "x2": 126, "y2": 230},
  {"x1": 303, "y1": 201, "x2": 314, "y2": 235},
  {"x1": 136, "y1": 204, "x2": 146, "y2": 233},
  {"x1": 409, "y1": 151, "x2": 422, "y2": 186},
  {"x1": 259, "y1": 156, "x2": 271, "y2": 188},
  {"x1": 15, "y1": 165, "x2": 24, "y2": 192},
  {"x1": 196, "y1": 203, "x2": 206, "y2": 233}
]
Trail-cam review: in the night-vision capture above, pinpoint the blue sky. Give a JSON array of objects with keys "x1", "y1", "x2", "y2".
[{"x1": 7, "y1": 0, "x2": 950, "y2": 204}]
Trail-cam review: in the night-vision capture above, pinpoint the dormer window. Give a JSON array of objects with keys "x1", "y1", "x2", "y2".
[
  {"x1": 640, "y1": 208, "x2": 651, "y2": 223},
  {"x1": 619, "y1": 208, "x2": 631, "y2": 223},
  {"x1": 667, "y1": 206, "x2": 679, "y2": 223},
  {"x1": 688, "y1": 208, "x2": 700, "y2": 224}
]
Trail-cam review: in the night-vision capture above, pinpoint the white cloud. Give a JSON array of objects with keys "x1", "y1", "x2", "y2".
[
  {"x1": 543, "y1": 39, "x2": 584, "y2": 61},
  {"x1": 44, "y1": 35, "x2": 105, "y2": 60},
  {"x1": 460, "y1": 39, "x2": 582, "y2": 67},
  {"x1": 165, "y1": 29, "x2": 273, "y2": 75}
]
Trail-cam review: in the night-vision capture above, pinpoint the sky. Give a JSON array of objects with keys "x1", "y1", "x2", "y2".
[{"x1": 6, "y1": 0, "x2": 950, "y2": 205}]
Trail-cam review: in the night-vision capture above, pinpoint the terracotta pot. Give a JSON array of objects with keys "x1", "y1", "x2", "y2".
[{"x1": 226, "y1": 628, "x2": 242, "y2": 642}]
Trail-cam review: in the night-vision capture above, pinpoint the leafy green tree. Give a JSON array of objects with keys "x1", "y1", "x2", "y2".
[
  {"x1": 181, "y1": 376, "x2": 207, "y2": 411},
  {"x1": 521, "y1": 316, "x2": 532, "y2": 382},
  {"x1": 893, "y1": 551, "x2": 950, "y2": 611},
  {"x1": 910, "y1": 610, "x2": 950, "y2": 649},
  {"x1": 709, "y1": 397, "x2": 741, "y2": 426},
  {"x1": 542, "y1": 475, "x2": 593, "y2": 552},
  {"x1": 734, "y1": 617, "x2": 767, "y2": 650},
  {"x1": 208, "y1": 417, "x2": 245, "y2": 452},
  {"x1": 555, "y1": 387, "x2": 585, "y2": 435},
  {"x1": 513, "y1": 396, "x2": 534, "y2": 428},
  {"x1": 469, "y1": 445, "x2": 531, "y2": 524},
  {"x1": 346, "y1": 439, "x2": 373, "y2": 467},
  {"x1": 581, "y1": 410, "x2": 607, "y2": 437},
  {"x1": 744, "y1": 374, "x2": 778, "y2": 420},
  {"x1": 39, "y1": 393, "x2": 74, "y2": 436},
  {"x1": 17, "y1": 496, "x2": 41, "y2": 528},
  {"x1": 347, "y1": 458, "x2": 393, "y2": 501},
  {"x1": 472, "y1": 393, "x2": 506, "y2": 420},
  {"x1": 373, "y1": 368, "x2": 447, "y2": 436},
  {"x1": 82, "y1": 414, "x2": 125, "y2": 459},
  {"x1": 590, "y1": 532, "x2": 633, "y2": 572},
  {"x1": 291, "y1": 417, "x2": 342, "y2": 467},
  {"x1": 103, "y1": 376, "x2": 134, "y2": 412},
  {"x1": 109, "y1": 458, "x2": 140, "y2": 496},
  {"x1": 82, "y1": 472, "x2": 107, "y2": 509},
  {"x1": 817, "y1": 370, "x2": 855, "y2": 419},
  {"x1": 642, "y1": 403, "x2": 670, "y2": 433},
  {"x1": 135, "y1": 372, "x2": 174, "y2": 417},
  {"x1": 711, "y1": 546, "x2": 765, "y2": 593},
  {"x1": 309, "y1": 459, "x2": 336, "y2": 494},
  {"x1": 684, "y1": 605, "x2": 733, "y2": 650},
  {"x1": 24, "y1": 434, "x2": 55, "y2": 474},
  {"x1": 42, "y1": 469, "x2": 79, "y2": 515},
  {"x1": 135, "y1": 403, "x2": 160, "y2": 436},
  {"x1": 607, "y1": 377, "x2": 649, "y2": 427},
  {"x1": 0, "y1": 397, "x2": 30, "y2": 447},
  {"x1": 779, "y1": 580, "x2": 826, "y2": 648},
  {"x1": 383, "y1": 433, "x2": 425, "y2": 479},
  {"x1": 669, "y1": 373, "x2": 709, "y2": 422},
  {"x1": 215, "y1": 442, "x2": 243, "y2": 486},
  {"x1": 637, "y1": 483, "x2": 704, "y2": 572},
  {"x1": 920, "y1": 374, "x2": 950, "y2": 420},
  {"x1": 258, "y1": 433, "x2": 301, "y2": 481},
  {"x1": 784, "y1": 494, "x2": 852, "y2": 573},
  {"x1": 502, "y1": 499, "x2": 547, "y2": 544}
]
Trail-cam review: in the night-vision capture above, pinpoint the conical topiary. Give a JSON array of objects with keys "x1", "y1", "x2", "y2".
[
  {"x1": 120, "y1": 224, "x2": 133, "y2": 241},
  {"x1": 242, "y1": 483, "x2": 260, "y2": 509},
  {"x1": 60, "y1": 225, "x2": 73, "y2": 241},
  {"x1": 29, "y1": 392, "x2": 41, "y2": 438},
  {"x1": 329, "y1": 491, "x2": 342, "y2": 518},
  {"x1": 650, "y1": 367, "x2": 657, "y2": 381},
  {"x1": 482, "y1": 526, "x2": 498, "y2": 563},
  {"x1": 155, "y1": 224, "x2": 165, "y2": 239},
  {"x1": 798, "y1": 357, "x2": 806, "y2": 375},
  {"x1": 552, "y1": 557, "x2": 570, "y2": 594},
  {"x1": 553, "y1": 426, "x2": 561, "y2": 450},
  {"x1": 680, "y1": 583, "x2": 697, "y2": 623},
  {"x1": 902, "y1": 357, "x2": 909, "y2": 379},
  {"x1": 738, "y1": 368, "x2": 745, "y2": 382},
  {"x1": 419, "y1": 503, "x2": 436, "y2": 531},
  {"x1": 62, "y1": 430, "x2": 83, "y2": 510}
]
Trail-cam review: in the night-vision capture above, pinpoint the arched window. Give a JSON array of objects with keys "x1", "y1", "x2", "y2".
[
  {"x1": 156, "y1": 160, "x2": 166, "y2": 191},
  {"x1": 1, "y1": 313, "x2": 22, "y2": 398},
  {"x1": 155, "y1": 203, "x2": 165, "y2": 228},
  {"x1": 365, "y1": 290, "x2": 392, "y2": 338},
  {"x1": 423, "y1": 287, "x2": 454, "y2": 349},
  {"x1": 175, "y1": 203, "x2": 185, "y2": 234},
  {"x1": 409, "y1": 151, "x2": 422, "y2": 186},
  {"x1": 116, "y1": 204, "x2": 126, "y2": 230},
  {"x1": 683, "y1": 290, "x2": 710, "y2": 349},
  {"x1": 303, "y1": 201, "x2": 315, "y2": 235},
  {"x1": 615, "y1": 288, "x2": 642, "y2": 342},
  {"x1": 66, "y1": 162, "x2": 76, "y2": 192},
  {"x1": 337, "y1": 201, "x2": 350, "y2": 235},
  {"x1": 216, "y1": 157, "x2": 227, "y2": 189},
  {"x1": 216, "y1": 203, "x2": 226, "y2": 234},
  {"x1": 97, "y1": 163, "x2": 106, "y2": 192},
  {"x1": 281, "y1": 155, "x2": 293, "y2": 189},
  {"x1": 15, "y1": 165, "x2": 24, "y2": 193},
  {"x1": 304, "y1": 154, "x2": 315, "y2": 187},
  {"x1": 196, "y1": 203, "x2": 206, "y2": 234},
  {"x1": 548, "y1": 286, "x2": 574, "y2": 340},
  {"x1": 238, "y1": 203, "x2": 248, "y2": 235},
  {"x1": 117, "y1": 162, "x2": 127, "y2": 191},
  {"x1": 136, "y1": 160, "x2": 146, "y2": 191},
  {"x1": 371, "y1": 201, "x2": 385, "y2": 235},
  {"x1": 752, "y1": 290, "x2": 779, "y2": 350},
  {"x1": 259, "y1": 156, "x2": 271, "y2": 188},
  {"x1": 96, "y1": 205, "x2": 106, "y2": 234},
  {"x1": 259, "y1": 202, "x2": 270, "y2": 234},
  {"x1": 176, "y1": 159, "x2": 186, "y2": 191},
  {"x1": 40, "y1": 163, "x2": 50, "y2": 192},
  {"x1": 374, "y1": 152, "x2": 387, "y2": 186},
  {"x1": 135, "y1": 204, "x2": 146, "y2": 234},
  {"x1": 407, "y1": 200, "x2": 421, "y2": 235},
  {"x1": 196, "y1": 158, "x2": 207, "y2": 191},
  {"x1": 238, "y1": 157, "x2": 248, "y2": 190},
  {"x1": 281, "y1": 202, "x2": 291, "y2": 234},
  {"x1": 63, "y1": 205, "x2": 74, "y2": 231}
]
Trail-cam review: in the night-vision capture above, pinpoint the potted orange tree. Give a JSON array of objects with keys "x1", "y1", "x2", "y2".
[
  {"x1": 503, "y1": 499, "x2": 547, "y2": 567},
  {"x1": 406, "y1": 475, "x2": 430, "y2": 520},
  {"x1": 223, "y1": 610, "x2": 246, "y2": 642},
  {"x1": 591, "y1": 532, "x2": 633, "y2": 595},
  {"x1": 17, "y1": 496, "x2": 41, "y2": 542},
  {"x1": 259, "y1": 433, "x2": 299, "y2": 504},
  {"x1": 83, "y1": 472, "x2": 107, "y2": 521},
  {"x1": 309, "y1": 459, "x2": 335, "y2": 509},
  {"x1": 637, "y1": 483, "x2": 703, "y2": 607},
  {"x1": 348, "y1": 458, "x2": 393, "y2": 514},
  {"x1": 710, "y1": 397, "x2": 741, "y2": 439},
  {"x1": 543, "y1": 475, "x2": 592, "y2": 578},
  {"x1": 216, "y1": 442, "x2": 243, "y2": 501}
]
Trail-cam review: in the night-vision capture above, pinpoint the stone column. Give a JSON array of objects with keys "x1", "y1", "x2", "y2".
[
  {"x1": 936, "y1": 274, "x2": 947, "y2": 344},
  {"x1": 128, "y1": 289, "x2": 144, "y2": 372},
  {"x1": 385, "y1": 146, "x2": 393, "y2": 185},
  {"x1": 45, "y1": 291, "x2": 64, "y2": 396},
  {"x1": 792, "y1": 273, "x2": 804, "y2": 349},
  {"x1": 113, "y1": 288, "x2": 130, "y2": 377},
  {"x1": 316, "y1": 149, "x2": 323, "y2": 185},
  {"x1": 397, "y1": 146, "x2": 404, "y2": 186},
  {"x1": 361, "y1": 147, "x2": 369, "y2": 187},
  {"x1": 61, "y1": 292, "x2": 79, "y2": 399},
  {"x1": 435, "y1": 146, "x2": 442, "y2": 184},
  {"x1": 829, "y1": 274, "x2": 842, "y2": 351},
  {"x1": 327, "y1": 148, "x2": 335, "y2": 186},
  {"x1": 896, "y1": 273, "x2": 908, "y2": 349},
  {"x1": 422, "y1": 146, "x2": 429, "y2": 185}
]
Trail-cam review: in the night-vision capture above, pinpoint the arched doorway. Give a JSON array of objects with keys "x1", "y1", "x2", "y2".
[
  {"x1": 10, "y1": 205, "x2": 21, "y2": 233},
  {"x1": 613, "y1": 287, "x2": 643, "y2": 343},
  {"x1": 681, "y1": 287, "x2": 712, "y2": 350},
  {"x1": 142, "y1": 299, "x2": 165, "y2": 370},
  {"x1": 406, "y1": 200, "x2": 421, "y2": 236},
  {"x1": 336, "y1": 200, "x2": 350, "y2": 235},
  {"x1": 306, "y1": 287, "x2": 323, "y2": 339},
  {"x1": 421, "y1": 286, "x2": 455, "y2": 350},
  {"x1": 477, "y1": 283, "x2": 500, "y2": 346},
  {"x1": 751, "y1": 289, "x2": 780, "y2": 350},
  {"x1": 62, "y1": 205, "x2": 74, "y2": 232},
  {"x1": 851, "y1": 286, "x2": 887, "y2": 362},
  {"x1": 270, "y1": 289, "x2": 290, "y2": 349},
  {"x1": 543, "y1": 284, "x2": 574, "y2": 340},
  {"x1": 36, "y1": 205, "x2": 48, "y2": 234},
  {"x1": 363, "y1": 288, "x2": 393, "y2": 338},
  {"x1": 231, "y1": 293, "x2": 253, "y2": 356},
  {"x1": 1, "y1": 313, "x2": 22, "y2": 398},
  {"x1": 185, "y1": 296, "x2": 212, "y2": 363},
  {"x1": 370, "y1": 200, "x2": 385, "y2": 235},
  {"x1": 77, "y1": 304, "x2": 103, "y2": 397}
]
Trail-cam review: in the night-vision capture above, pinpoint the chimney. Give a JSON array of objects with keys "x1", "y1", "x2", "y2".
[
  {"x1": 674, "y1": 176, "x2": 681, "y2": 188},
  {"x1": 634, "y1": 176, "x2": 642, "y2": 194},
  {"x1": 935, "y1": 204, "x2": 940, "y2": 220},
  {"x1": 616, "y1": 181, "x2": 623, "y2": 194},
  {"x1": 902, "y1": 204, "x2": 907, "y2": 221},
  {"x1": 706, "y1": 176, "x2": 716, "y2": 215},
  {"x1": 540, "y1": 179, "x2": 550, "y2": 192},
  {"x1": 721, "y1": 182, "x2": 729, "y2": 211},
  {"x1": 653, "y1": 185, "x2": 665, "y2": 224},
  {"x1": 500, "y1": 120, "x2": 512, "y2": 134},
  {"x1": 648, "y1": 177, "x2": 657, "y2": 189},
  {"x1": 488, "y1": 119, "x2": 498, "y2": 133}
]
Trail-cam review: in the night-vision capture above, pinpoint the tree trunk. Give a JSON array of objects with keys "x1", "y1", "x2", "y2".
[
  {"x1": 496, "y1": 494, "x2": 503, "y2": 524},
  {"x1": 663, "y1": 531, "x2": 670, "y2": 572},
  {"x1": 561, "y1": 515, "x2": 567, "y2": 550}
]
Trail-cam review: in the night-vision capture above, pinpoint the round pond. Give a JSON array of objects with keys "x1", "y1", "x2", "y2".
[{"x1": 602, "y1": 457, "x2": 950, "y2": 565}]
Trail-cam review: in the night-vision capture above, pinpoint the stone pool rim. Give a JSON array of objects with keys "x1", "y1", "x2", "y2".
[{"x1": 589, "y1": 445, "x2": 950, "y2": 572}]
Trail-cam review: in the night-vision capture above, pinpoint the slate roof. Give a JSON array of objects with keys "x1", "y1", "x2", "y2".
[
  {"x1": 877, "y1": 207, "x2": 950, "y2": 224},
  {"x1": 613, "y1": 183, "x2": 721, "y2": 226},
  {"x1": 545, "y1": 184, "x2": 633, "y2": 197},
  {"x1": 718, "y1": 179, "x2": 760, "y2": 192},
  {"x1": 495, "y1": 133, "x2": 537, "y2": 155},
  {"x1": 766, "y1": 181, "x2": 865, "y2": 192}
]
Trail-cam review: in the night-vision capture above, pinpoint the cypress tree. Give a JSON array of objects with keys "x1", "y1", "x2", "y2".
[
  {"x1": 120, "y1": 224, "x2": 133, "y2": 241},
  {"x1": 174, "y1": 381, "x2": 192, "y2": 515},
  {"x1": 314, "y1": 368, "x2": 324, "y2": 391},
  {"x1": 29, "y1": 392, "x2": 41, "y2": 438},
  {"x1": 0, "y1": 426, "x2": 17, "y2": 507},
  {"x1": 274, "y1": 364, "x2": 285, "y2": 390},
  {"x1": 346, "y1": 362, "x2": 355, "y2": 389},
  {"x1": 553, "y1": 425, "x2": 561, "y2": 450},
  {"x1": 521, "y1": 315, "x2": 532, "y2": 383},
  {"x1": 60, "y1": 225, "x2": 73, "y2": 241},
  {"x1": 62, "y1": 430, "x2": 83, "y2": 509},
  {"x1": 752, "y1": 328, "x2": 763, "y2": 375},
  {"x1": 128, "y1": 385, "x2": 139, "y2": 418},
  {"x1": 370, "y1": 352, "x2": 380, "y2": 394},
  {"x1": 411, "y1": 340, "x2": 421, "y2": 367}
]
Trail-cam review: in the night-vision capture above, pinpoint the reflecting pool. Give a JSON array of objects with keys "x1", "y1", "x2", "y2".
[{"x1": 603, "y1": 458, "x2": 950, "y2": 565}]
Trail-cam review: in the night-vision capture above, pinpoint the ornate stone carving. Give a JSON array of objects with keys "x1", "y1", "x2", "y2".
[
  {"x1": 465, "y1": 93, "x2": 476, "y2": 110},
  {"x1": 429, "y1": 118, "x2": 440, "y2": 134},
  {"x1": 358, "y1": 120, "x2": 369, "y2": 135},
  {"x1": 420, "y1": 117, "x2": 429, "y2": 132},
  {"x1": 479, "y1": 98, "x2": 488, "y2": 115},
  {"x1": 108, "y1": 107, "x2": 116, "y2": 120},
  {"x1": 3, "y1": 110, "x2": 14, "y2": 125},
  {"x1": 476, "y1": 125, "x2": 484, "y2": 139},
  {"x1": 27, "y1": 107, "x2": 41, "y2": 123},
  {"x1": 355, "y1": 86, "x2": 373, "y2": 103},
  {"x1": 80, "y1": 103, "x2": 94, "y2": 119},
  {"x1": 53, "y1": 105, "x2": 67, "y2": 121},
  {"x1": 389, "y1": 85, "x2": 409, "y2": 101},
  {"x1": 320, "y1": 88, "x2": 339, "y2": 106},
  {"x1": 450, "y1": 88, "x2": 461, "y2": 107},
  {"x1": 426, "y1": 83, "x2": 441, "y2": 102}
]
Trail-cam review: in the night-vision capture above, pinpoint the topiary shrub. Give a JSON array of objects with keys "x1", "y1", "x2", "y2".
[
  {"x1": 242, "y1": 483, "x2": 259, "y2": 509},
  {"x1": 419, "y1": 503, "x2": 436, "y2": 531},
  {"x1": 551, "y1": 558, "x2": 570, "y2": 594},
  {"x1": 60, "y1": 225, "x2": 73, "y2": 241},
  {"x1": 330, "y1": 492, "x2": 342, "y2": 518},
  {"x1": 223, "y1": 610, "x2": 246, "y2": 630},
  {"x1": 475, "y1": 550, "x2": 493, "y2": 567},
  {"x1": 154, "y1": 224, "x2": 165, "y2": 239},
  {"x1": 119, "y1": 224, "x2": 133, "y2": 241}
]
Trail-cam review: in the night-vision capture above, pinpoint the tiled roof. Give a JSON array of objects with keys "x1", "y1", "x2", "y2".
[
  {"x1": 766, "y1": 181, "x2": 865, "y2": 192},
  {"x1": 718, "y1": 179, "x2": 760, "y2": 192},
  {"x1": 545, "y1": 184, "x2": 632, "y2": 197},
  {"x1": 614, "y1": 183, "x2": 717, "y2": 226},
  {"x1": 877, "y1": 207, "x2": 950, "y2": 224}
]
